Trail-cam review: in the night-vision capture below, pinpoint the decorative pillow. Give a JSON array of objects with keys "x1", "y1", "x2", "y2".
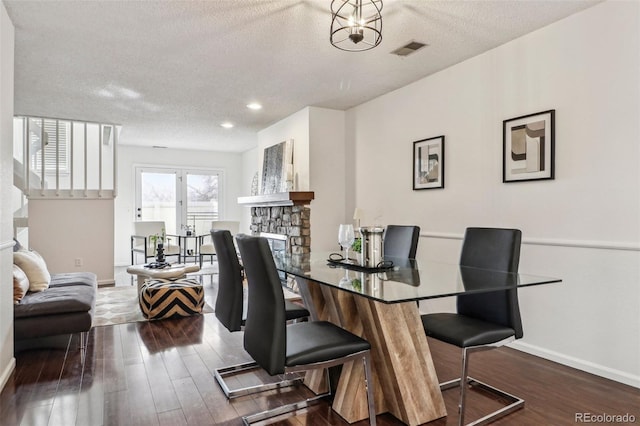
[
  {"x1": 13, "y1": 249, "x2": 51, "y2": 292},
  {"x1": 13, "y1": 264, "x2": 30, "y2": 304}
]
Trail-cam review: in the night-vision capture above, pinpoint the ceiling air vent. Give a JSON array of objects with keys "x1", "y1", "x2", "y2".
[{"x1": 391, "y1": 41, "x2": 427, "y2": 57}]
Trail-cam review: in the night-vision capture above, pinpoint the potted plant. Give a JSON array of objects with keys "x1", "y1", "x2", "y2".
[
  {"x1": 149, "y1": 228, "x2": 167, "y2": 255},
  {"x1": 352, "y1": 237, "x2": 361, "y2": 254}
]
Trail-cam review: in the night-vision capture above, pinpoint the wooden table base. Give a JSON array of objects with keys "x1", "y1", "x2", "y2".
[{"x1": 297, "y1": 278, "x2": 447, "y2": 425}]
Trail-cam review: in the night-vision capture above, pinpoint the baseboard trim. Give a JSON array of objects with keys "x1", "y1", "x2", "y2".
[
  {"x1": 420, "y1": 232, "x2": 640, "y2": 252},
  {"x1": 510, "y1": 341, "x2": 640, "y2": 389},
  {"x1": 98, "y1": 278, "x2": 116, "y2": 287},
  {"x1": 0, "y1": 357, "x2": 16, "y2": 393}
]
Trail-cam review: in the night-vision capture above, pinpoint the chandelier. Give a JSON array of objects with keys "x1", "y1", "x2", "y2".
[{"x1": 330, "y1": 0, "x2": 383, "y2": 52}]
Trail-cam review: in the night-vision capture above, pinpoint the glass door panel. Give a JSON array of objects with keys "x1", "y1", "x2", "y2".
[
  {"x1": 185, "y1": 172, "x2": 220, "y2": 236},
  {"x1": 136, "y1": 167, "x2": 223, "y2": 239},
  {"x1": 137, "y1": 168, "x2": 179, "y2": 235}
]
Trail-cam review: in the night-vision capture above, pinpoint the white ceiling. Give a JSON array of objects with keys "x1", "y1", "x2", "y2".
[{"x1": 4, "y1": 0, "x2": 600, "y2": 153}]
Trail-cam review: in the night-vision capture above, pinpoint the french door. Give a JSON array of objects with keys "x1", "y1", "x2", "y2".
[{"x1": 135, "y1": 167, "x2": 222, "y2": 236}]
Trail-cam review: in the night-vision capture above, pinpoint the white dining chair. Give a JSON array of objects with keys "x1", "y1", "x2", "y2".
[
  {"x1": 130, "y1": 221, "x2": 180, "y2": 265},
  {"x1": 199, "y1": 220, "x2": 240, "y2": 267}
]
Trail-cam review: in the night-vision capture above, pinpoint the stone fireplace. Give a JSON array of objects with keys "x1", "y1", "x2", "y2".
[
  {"x1": 238, "y1": 192, "x2": 315, "y2": 291},
  {"x1": 238, "y1": 191, "x2": 315, "y2": 255},
  {"x1": 249, "y1": 205, "x2": 311, "y2": 255}
]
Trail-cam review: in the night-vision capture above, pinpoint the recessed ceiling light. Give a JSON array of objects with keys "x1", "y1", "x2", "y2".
[
  {"x1": 220, "y1": 122, "x2": 234, "y2": 129},
  {"x1": 247, "y1": 103, "x2": 262, "y2": 110}
]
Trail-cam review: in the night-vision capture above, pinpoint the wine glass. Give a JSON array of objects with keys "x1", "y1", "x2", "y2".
[
  {"x1": 338, "y1": 224, "x2": 355, "y2": 263},
  {"x1": 338, "y1": 269, "x2": 352, "y2": 288}
]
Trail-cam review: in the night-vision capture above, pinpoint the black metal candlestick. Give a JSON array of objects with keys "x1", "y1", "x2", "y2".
[{"x1": 156, "y1": 242, "x2": 165, "y2": 263}]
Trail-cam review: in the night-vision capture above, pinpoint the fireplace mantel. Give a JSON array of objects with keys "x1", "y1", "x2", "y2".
[{"x1": 237, "y1": 191, "x2": 314, "y2": 207}]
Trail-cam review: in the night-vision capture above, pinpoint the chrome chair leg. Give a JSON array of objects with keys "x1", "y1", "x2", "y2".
[
  {"x1": 438, "y1": 343, "x2": 525, "y2": 426},
  {"x1": 363, "y1": 351, "x2": 377, "y2": 426},
  {"x1": 242, "y1": 350, "x2": 375, "y2": 425},
  {"x1": 465, "y1": 378, "x2": 524, "y2": 426},
  {"x1": 79, "y1": 331, "x2": 87, "y2": 350},
  {"x1": 78, "y1": 331, "x2": 88, "y2": 365},
  {"x1": 242, "y1": 370, "x2": 331, "y2": 426},
  {"x1": 214, "y1": 361, "x2": 304, "y2": 399},
  {"x1": 242, "y1": 390, "x2": 331, "y2": 425},
  {"x1": 242, "y1": 367, "x2": 331, "y2": 425},
  {"x1": 459, "y1": 347, "x2": 470, "y2": 425}
]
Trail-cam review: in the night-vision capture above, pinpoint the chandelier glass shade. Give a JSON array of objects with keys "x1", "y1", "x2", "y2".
[{"x1": 330, "y1": 0, "x2": 383, "y2": 52}]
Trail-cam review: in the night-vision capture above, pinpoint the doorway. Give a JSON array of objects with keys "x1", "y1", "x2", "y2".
[{"x1": 135, "y1": 166, "x2": 223, "y2": 236}]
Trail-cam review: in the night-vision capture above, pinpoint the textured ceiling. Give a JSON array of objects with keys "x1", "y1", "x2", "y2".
[{"x1": 4, "y1": 0, "x2": 600, "y2": 152}]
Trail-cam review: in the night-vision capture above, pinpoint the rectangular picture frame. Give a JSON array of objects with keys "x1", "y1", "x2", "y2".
[
  {"x1": 261, "y1": 139, "x2": 293, "y2": 194},
  {"x1": 503, "y1": 109, "x2": 555, "y2": 183},
  {"x1": 413, "y1": 135, "x2": 445, "y2": 190}
]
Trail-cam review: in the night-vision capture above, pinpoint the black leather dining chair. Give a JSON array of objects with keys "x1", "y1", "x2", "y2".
[
  {"x1": 421, "y1": 227, "x2": 524, "y2": 426},
  {"x1": 211, "y1": 230, "x2": 244, "y2": 333},
  {"x1": 236, "y1": 234, "x2": 376, "y2": 425},
  {"x1": 384, "y1": 225, "x2": 421, "y2": 258},
  {"x1": 211, "y1": 230, "x2": 309, "y2": 399}
]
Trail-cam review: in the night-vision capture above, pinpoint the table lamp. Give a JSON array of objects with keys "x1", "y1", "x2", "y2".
[{"x1": 353, "y1": 207, "x2": 364, "y2": 230}]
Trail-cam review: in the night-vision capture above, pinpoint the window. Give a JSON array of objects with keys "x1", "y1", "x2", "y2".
[{"x1": 30, "y1": 119, "x2": 70, "y2": 174}]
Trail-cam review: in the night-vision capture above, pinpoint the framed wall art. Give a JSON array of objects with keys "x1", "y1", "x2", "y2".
[
  {"x1": 261, "y1": 139, "x2": 293, "y2": 194},
  {"x1": 413, "y1": 135, "x2": 444, "y2": 190},
  {"x1": 503, "y1": 109, "x2": 555, "y2": 183}
]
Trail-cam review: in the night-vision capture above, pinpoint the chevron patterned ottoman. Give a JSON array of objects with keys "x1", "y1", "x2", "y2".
[{"x1": 139, "y1": 278, "x2": 204, "y2": 320}]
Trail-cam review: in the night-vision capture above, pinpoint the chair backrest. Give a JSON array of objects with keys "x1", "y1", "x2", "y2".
[
  {"x1": 211, "y1": 230, "x2": 244, "y2": 332},
  {"x1": 457, "y1": 227, "x2": 523, "y2": 338},
  {"x1": 384, "y1": 225, "x2": 421, "y2": 258},
  {"x1": 211, "y1": 221, "x2": 240, "y2": 235},
  {"x1": 235, "y1": 234, "x2": 287, "y2": 376},
  {"x1": 133, "y1": 221, "x2": 166, "y2": 249}
]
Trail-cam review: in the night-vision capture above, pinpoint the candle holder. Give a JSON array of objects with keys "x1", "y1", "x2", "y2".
[{"x1": 155, "y1": 242, "x2": 165, "y2": 263}]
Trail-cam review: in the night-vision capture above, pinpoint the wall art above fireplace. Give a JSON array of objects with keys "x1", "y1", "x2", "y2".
[{"x1": 261, "y1": 139, "x2": 293, "y2": 194}]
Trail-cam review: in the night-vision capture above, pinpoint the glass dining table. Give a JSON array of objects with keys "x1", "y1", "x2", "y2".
[{"x1": 274, "y1": 252, "x2": 562, "y2": 425}]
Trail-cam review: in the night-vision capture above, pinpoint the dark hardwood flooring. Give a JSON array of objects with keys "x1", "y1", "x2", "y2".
[{"x1": 1, "y1": 266, "x2": 638, "y2": 425}]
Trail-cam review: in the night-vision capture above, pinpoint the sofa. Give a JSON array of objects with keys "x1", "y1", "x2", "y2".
[
  {"x1": 14, "y1": 271, "x2": 97, "y2": 341},
  {"x1": 12, "y1": 240, "x2": 97, "y2": 345}
]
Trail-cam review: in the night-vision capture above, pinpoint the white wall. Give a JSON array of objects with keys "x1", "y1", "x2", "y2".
[
  {"x1": 256, "y1": 107, "x2": 347, "y2": 251},
  {"x1": 241, "y1": 147, "x2": 258, "y2": 234},
  {"x1": 309, "y1": 107, "x2": 347, "y2": 251},
  {"x1": 257, "y1": 107, "x2": 310, "y2": 191},
  {"x1": 347, "y1": 0, "x2": 640, "y2": 387},
  {"x1": 28, "y1": 199, "x2": 115, "y2": 285},
  {"x1": 114, "y1": 145, "x2": 245, "y2": 265},
  {"x1": 0, "y1": 1, "x2": 14, "y2": 392}
]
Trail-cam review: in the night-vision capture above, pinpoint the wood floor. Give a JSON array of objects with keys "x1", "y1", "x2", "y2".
[{"x1": 2, "y1": 269, "x2": 638, "y2": 426}]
